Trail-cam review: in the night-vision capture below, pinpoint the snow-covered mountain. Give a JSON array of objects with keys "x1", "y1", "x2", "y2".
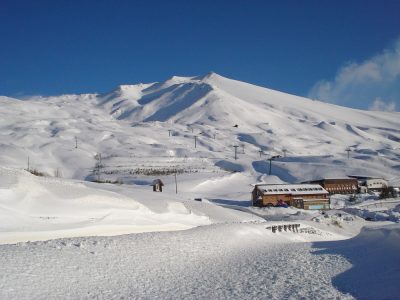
[
  {"x1": 1, "y1": 72, "x2": 399, "y2": 183},
  {"x1": 2, "y1": 73, "x2": 400, "y2": 300}
]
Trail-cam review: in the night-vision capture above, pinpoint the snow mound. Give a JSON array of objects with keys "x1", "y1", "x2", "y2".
[{"x1": 0, "y1": 167, "x2": 210, "y2": 244}]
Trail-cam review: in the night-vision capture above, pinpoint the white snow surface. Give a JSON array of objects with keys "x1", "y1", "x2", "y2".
[
  {"x1": 1, "y1": 220, "x2": 399, "y2": 299},
  {"x1": 0, "y1": 72, "x2": 399, "y2": 183},
  {"x1": 0, "y1": 167, "x2": 213, "y2": 244}
]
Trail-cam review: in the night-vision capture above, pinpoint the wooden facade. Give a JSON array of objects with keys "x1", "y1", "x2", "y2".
[
  {"x1": 302, "y1": 178, "x2": 358, "y2": 195},
  {"x1": 252, "y1": 184, "x2": 330, "y2": 210}
]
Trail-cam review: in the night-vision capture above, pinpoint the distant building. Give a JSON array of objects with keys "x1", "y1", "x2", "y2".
[
  {"x1": 302, "y1": 178, "x2": 358, "y2": 195},
  {"x1": 252, "y1": 184, "x2": 329, "y2": 210},
  {"x1": 348, "y1": 176, "x2": 388, "y2": 193},
  {"x1": 151, "y1": 179, "x2": 164, "y2": 192}
]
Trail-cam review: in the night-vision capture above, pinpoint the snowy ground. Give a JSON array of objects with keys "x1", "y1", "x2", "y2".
[
  {"x1": 1, "y1": 223, "x2": 399, "y2": 299},
  {"x1": 1, "y1": 167, "x2": 400, "y2": 299}
]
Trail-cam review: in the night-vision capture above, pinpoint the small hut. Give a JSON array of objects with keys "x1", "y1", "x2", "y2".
[{"x1": 151, "y1": 179, "x2": 164, "y2": 192}]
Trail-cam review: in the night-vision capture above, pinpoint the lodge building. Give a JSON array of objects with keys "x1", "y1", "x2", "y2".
[
  {"x1": 252, "y1": 184, "x2": 330, "y2": 210},
  {"x1": 302, "y1": 178, "x2": 358, "y2": 194},
  {"x1": 348, "y1": 176, "x2": 388, "y2": 193}
]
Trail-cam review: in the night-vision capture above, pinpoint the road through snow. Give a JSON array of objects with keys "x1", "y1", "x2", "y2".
[{"x1": 0, "y1": 223, "x2": 353, "y2": 299}]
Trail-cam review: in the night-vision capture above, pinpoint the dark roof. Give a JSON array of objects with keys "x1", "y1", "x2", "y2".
[
  {"x1": 302, "y1": 178, "x2": 357, "y2": 184},
  {"x1": 347, "y1": 175, "x2": 384, "y2": 180},
  {"x1": 151, "y1": 179, "x2": 164, "y2": 186}
]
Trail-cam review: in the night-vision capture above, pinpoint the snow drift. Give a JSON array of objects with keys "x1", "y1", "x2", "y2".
[{"x1": 0, "y1": 167, "x2": 210, "y2": 244}]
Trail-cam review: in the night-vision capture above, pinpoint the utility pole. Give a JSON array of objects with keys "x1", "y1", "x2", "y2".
[
  {"x1": 168, "y1": 129, "x2": 172, "y2": 137},
  {"x1": 233, "y1": 145, "x2": 239, "y2": 160},
  {"x1": 268, "y1": 158, "x2": 273, "y2": 175},
  {"x1": 27, "y1": 156, "x2": 30, "y2": 171},
  {"x1": 268, "y1": 155, "x2": 281, "y2": 175},
  {"x1": 346, "y1": 148, "x2": 351, "y2": 159},
  {"x1": 194, "y1": 135, "x2": 197, "y2": 148},
  {"x1": 174, "y1": 172, "x2": 178, "y2": 194},
  {"x1": 259, "y1": 149, "x2": 263, "y2": 158},
  {"x1": 241, "y1": 144, "x2": 245, "y2": 154},
  {"x1": 75, "y1": 136, "x2": 78, "y2": 149}
]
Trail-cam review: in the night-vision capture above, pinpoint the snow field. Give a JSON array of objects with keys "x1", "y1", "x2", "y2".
[
  {"x1": 1, "y1": 72, "x2": 399, "y2": 185},
  {"x1": 2, "y1": 222, "x2": 398, "y2": 299},
  {"x1": 0, "y1": 167, "x2": 211, "y2": 244},
  {"x1": 0, "y1": 223, "x2": 354, "y2": 300}
]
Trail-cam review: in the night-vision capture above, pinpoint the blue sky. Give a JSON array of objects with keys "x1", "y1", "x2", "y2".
[{"x1": 1, "y1": 0, "x2": 399, "y2": 110}]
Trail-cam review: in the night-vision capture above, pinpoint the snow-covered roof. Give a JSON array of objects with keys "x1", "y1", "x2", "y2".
[{"x1": 255, "y1": 184, "x2": 328, "y2": 195}]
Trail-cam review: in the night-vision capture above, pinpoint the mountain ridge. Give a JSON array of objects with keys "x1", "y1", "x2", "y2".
[{"x1": 0, "y1": 72, "x2": 399, "y2": 183}]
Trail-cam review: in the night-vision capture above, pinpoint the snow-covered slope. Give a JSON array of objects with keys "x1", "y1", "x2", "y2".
[
  {"x1": 0, "y1": 167, "x2": 212, "y2": 244},
  {"x1": 1, "y1": 72, "x2": 399, "y2": 183}
]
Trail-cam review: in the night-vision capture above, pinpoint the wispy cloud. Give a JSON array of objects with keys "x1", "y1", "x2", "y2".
[
  {"x1": 368, "y1": 98, "x2": 396, "y2": 112},
  {"x1": 308, "y1": 38, "x2": 400, "y2": 111}
]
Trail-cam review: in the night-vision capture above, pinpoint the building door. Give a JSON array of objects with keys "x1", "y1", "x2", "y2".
[{"x1": 293, "y1": 198, "x2": 304, "y2": 209}]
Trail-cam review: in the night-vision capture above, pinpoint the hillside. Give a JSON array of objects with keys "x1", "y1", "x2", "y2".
[{"x1": 1, "y1": 72, "x2": 399, "y2": 185}]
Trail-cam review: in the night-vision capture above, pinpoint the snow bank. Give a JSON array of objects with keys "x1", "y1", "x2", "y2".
[
  {"x1": 0, "y1": 167, "x2": 210, "y2": 244},
  {"x1": 344, "y1": 201, "x2": 400, "y2": 222},
  {"x1": 313, "y1": 224, "x2": 400, "y2": 299}
]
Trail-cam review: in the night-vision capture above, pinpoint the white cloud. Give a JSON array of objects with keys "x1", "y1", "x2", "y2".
[
  {"x1": 368, "y1": 98, "x2": 396, "y2": 112},
  {"x1": 308, "y1": 38, "x2": 400, "y2": 111}
]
